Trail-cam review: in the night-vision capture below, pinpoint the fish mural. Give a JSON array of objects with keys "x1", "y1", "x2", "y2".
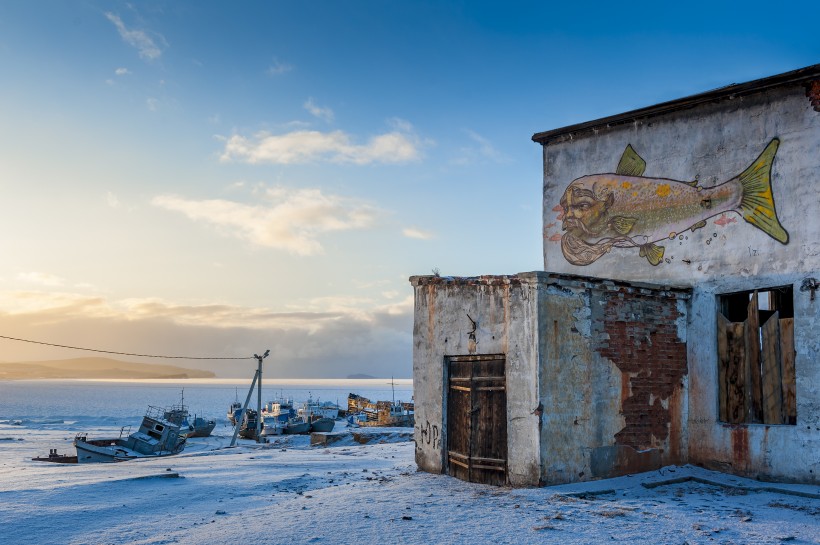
[{"x1": 558, "y1": 138, "x2": 789, "y2": 266}]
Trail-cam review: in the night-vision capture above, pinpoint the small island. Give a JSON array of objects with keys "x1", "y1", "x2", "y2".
[
  {"x1": 0, "y1": 357, "x2": 216, "y2": 380},
  {"x1": 346, "y1": 373, "x2": 376, "y2": 379}
]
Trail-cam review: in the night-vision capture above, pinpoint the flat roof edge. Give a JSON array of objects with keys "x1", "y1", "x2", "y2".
[{"x1": 532, "y1": 63, "x2": 820, "y2": 146}]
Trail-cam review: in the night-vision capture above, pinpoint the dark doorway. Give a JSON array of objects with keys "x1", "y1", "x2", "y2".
[{"x1": 446, "y1": 354, "x2": 507, "y2": 486}]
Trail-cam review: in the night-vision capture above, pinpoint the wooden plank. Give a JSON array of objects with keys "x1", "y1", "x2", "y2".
[
  {"x1": 448, "y1": 457, "x2": 469, "y2": 469},
  {"x1": 717, "y1": 314, "x2": 731, "y2": 422},
  {"x1": 471, "y1": 357, "x2": 507, "y2": 486},
  {"x1": 449, "y1": 376, "x2": 505, "y2": 381},
  {"x1": 472, "y1": 464, "x2": 506, "y2": 471},
  {"x1": 760, "y1": 312, "x2": 783, "y2": 425},
  {"x1": 745, "y1": 294, "x2": 762, "y2": 423},
  {"x1": 725, "y1": 321, "x2": 747, "y2": 424},
  {"x1": 780, "y1": 318, "x2": 796, "y2": 425},
  {"x1": 467, "y1": 456, "x2": 506, "y2": 464}
]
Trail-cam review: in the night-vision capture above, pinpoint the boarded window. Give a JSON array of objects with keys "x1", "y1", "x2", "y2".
[{"x1": 717, "y1": 286, "x2": 796, "y2": 425}]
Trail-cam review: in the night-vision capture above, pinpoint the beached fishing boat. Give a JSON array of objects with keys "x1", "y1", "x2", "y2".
[
  {"x1": 282, "y1": 417, "x2": 311, "y2": 434},
  {"x1": 227, "y1": 401, "x2": 242, "y2": 426},
  {"x1": 187, "y1": 414, "x2": 216, "y2": 438},
  {"x1": 73, "y1": 406, "x2": 186, "y2": 463},
  {"x1": 164, "y1": 391, "x2": 215, "y2": 438},
  {"x1": 238, "y1": 408, "x2": 262, "y2": 440},
  {"x1": 297, "y1": 398, "x2": 336, "y2": 432},
  {"x1": 347, "y1": 393, "x2": 414, "y2": 427}
]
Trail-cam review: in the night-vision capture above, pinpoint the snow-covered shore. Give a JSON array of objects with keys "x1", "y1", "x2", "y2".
[{"x1": 1, "y1": 422, "x2": 818, "y2": 545}]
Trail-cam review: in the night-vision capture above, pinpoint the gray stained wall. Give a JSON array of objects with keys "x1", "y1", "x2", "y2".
[
  {"x1": 537, "y1": 68, "x2": 820, "y2": 484},
  {"x1": 411, "y1": 273, "x2": 690, "y2": 487},
  {"x1": 411, "y1": 66, "x2": 820, "y2": 487}
]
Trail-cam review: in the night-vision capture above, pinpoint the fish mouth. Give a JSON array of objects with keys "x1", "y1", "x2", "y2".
[{"x1": 563, "y1": 217, "x2": 594, "y2": 236}]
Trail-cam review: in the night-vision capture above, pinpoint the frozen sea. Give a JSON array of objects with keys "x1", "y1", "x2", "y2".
[
  {"x1": 0, "y1": 377, "x2": 413, "y2": 426},
  {"x1": 1, "y1": 378, "x2": 819, "y2": 545}
]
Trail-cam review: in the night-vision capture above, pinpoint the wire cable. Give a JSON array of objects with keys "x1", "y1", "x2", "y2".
[{"x1": 0, "y1": 334, "x2": 256, "y2": 360}]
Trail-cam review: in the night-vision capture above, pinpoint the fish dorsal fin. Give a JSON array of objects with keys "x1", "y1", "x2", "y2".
[
  {"x1": 691, "y1": 220, "x2": 707, "y2": 231},
  {"x1": 685, "y1": 180, "x2": 699, "y2": 187},
  {"x1": 610, "y1": 216, "x2": 637, "y2": 235},
  {"x1": 616, "y1": 144, "x2": 646, "y2": 176}
]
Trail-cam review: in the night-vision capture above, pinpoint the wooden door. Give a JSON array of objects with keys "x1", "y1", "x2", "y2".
[{"x1": 447, "y1": 354, "x2": 507, "y2": 486}]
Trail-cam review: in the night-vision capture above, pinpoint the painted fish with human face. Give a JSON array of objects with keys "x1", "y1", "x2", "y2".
[{"x1": 559, "y1": 138, "x2": 788, "y2": 266}]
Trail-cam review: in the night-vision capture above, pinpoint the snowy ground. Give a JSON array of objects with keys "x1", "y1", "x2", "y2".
[{"x1": 1, "y1": 422, "x2": 818, "y2": 545}]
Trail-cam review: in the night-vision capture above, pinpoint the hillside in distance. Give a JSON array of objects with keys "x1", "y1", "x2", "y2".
[{"x1": 0, "y1": 357, "x2": 216, "y2": 380}]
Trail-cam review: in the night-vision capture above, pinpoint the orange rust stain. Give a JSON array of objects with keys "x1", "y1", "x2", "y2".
[
  {"x1": 552, "y1": 205, "x2": 563, "y2": 212},
  {"x1": 667, "y1": 388, "x2": 682, "y2": 463},
  {"x1": 730, "y1": 426, "x2": 749, "y2": 473},
  {"x1": 549, "y1": 233, "x2": 562, "y2": 242},
  {"x1": 620, "y1": 370, "x2": 631, "y2": 403}
]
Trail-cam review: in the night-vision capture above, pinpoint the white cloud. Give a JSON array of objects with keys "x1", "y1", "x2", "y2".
[
  {"x1": 402, "y1": 227, "x2": 435, "y2": 240},
  {"x1": 16, "y1": 272, "x2": 66, "y2": 287},
  {"x1": 267, "y1": 58, "x2": 292, "y2": 76},
  {"x1": 219, "y1": 126, "x2": 421, "y2": 165},
  {"x1": 304, "y1": 98, "x2": 334, "y2": 123},
  {"x1": 105, "y1": 12, "x2": 164, "y2": 61},
  {"x1": 115, "y1": 67, "x2": 130, "y2": 76},
  {"x1": 146, "y1": 97, "x2": 159, "y2": 111},
  {"x1": 453, "y1": 129, "x2": 508, "y2": 165},
  {"x1": 152, "y1": 187, "x2": 379, "y2": 255},
  {"x1": 0, "y1": 289, "x2": 414, "y2": 378},
  {"x1": 388, "y1": 118, "x2": 415, "y2": 133},
  {"x1": 106, "y1": 192, "x2": 121, "y2": 209}
]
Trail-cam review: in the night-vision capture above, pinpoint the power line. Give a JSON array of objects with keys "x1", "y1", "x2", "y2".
[{"x1": 0, "y1": 334, "x2": 256, "y2": 360}]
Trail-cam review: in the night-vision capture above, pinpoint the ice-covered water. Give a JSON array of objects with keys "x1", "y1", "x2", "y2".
[{"x1": 0, "y1": 378, "x2": 413, "y2": 428}]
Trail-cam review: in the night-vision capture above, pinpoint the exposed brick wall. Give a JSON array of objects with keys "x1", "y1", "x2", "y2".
[
  {"x1": 807, "y1": 80, "x2": 820, "y2": 112},
  {"x1": 594, "y1": 290, "x2": 688, "y2": 450}
]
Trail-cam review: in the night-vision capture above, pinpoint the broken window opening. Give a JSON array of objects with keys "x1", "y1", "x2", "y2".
[{"x1": 717, "y1": 285, "x2": 796, "y2": 426}]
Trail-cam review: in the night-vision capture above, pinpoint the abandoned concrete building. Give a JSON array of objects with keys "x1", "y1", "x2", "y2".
[{"x1": 411, "y1": 64, "x2": 820, "y2": 487}]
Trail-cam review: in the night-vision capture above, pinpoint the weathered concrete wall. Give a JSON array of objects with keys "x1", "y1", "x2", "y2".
[
  {"x1": 539, "y1": 78, "x2": 820, "y2": 484},
  {"x1": 411, "y1": 272, "x2": 690, "y2": 487},
  {"x1": 409, "y1": 275, "x2": 541, "y2": 487},
  {"x1": 537, "y1": 275, "x2": 689, "y2": 484},
  {"x1": 542, "y1": 83, "x2": 820, "y2": 284},
  {"x1": 688, "y1": 275, "x2": 820, "y2": 483}
]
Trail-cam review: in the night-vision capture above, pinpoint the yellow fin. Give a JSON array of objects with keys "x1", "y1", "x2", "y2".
[
  {"x1": 639, "y1": 243, "x2": 665, "y2": 266},
  {"x1": 737, "y1": 138, "x2": 789, "y2": 244},
  {"x1": 610, "y1": 216, "x2": 637, "y2": 235},
  {"x1": 691, "y1": 220, "x2": 707, "y2": 231},
  {"x1": 685, "y1": 180, "x2": 699, "y2": 187},
  {"x1": 616, "y1": 144, "x2": 646, "y2": 176}
]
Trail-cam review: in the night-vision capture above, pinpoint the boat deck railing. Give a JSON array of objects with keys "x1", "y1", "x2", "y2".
[{"x1": 144, "y1": 405, "x2": 168, "y2": 421}]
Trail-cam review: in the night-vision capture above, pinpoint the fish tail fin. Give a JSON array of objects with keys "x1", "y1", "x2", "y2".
[{"x1": 737, "y1": 138, "x2": 789, "y2": 244}]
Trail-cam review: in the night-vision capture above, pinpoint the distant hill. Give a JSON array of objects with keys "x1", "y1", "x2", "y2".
[
  {"x1": 346, "y1": 373, "x2": 377, "y2": 379},
  {"x1": 0, "y1": 357, "x2": 216, "y2": 380}
]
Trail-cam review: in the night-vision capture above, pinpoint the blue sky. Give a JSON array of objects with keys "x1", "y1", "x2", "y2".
[{"x1": 0, "y1": 1, "x2": 816, "y2": 377}]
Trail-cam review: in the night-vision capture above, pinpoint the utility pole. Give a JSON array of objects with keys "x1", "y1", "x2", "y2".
[
  {"x1": 229, "y1": 349, "x2": 270, "y2": 447},
  {"x1": 254, "y1": 350, "x2": 269, "y2": 441}
]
